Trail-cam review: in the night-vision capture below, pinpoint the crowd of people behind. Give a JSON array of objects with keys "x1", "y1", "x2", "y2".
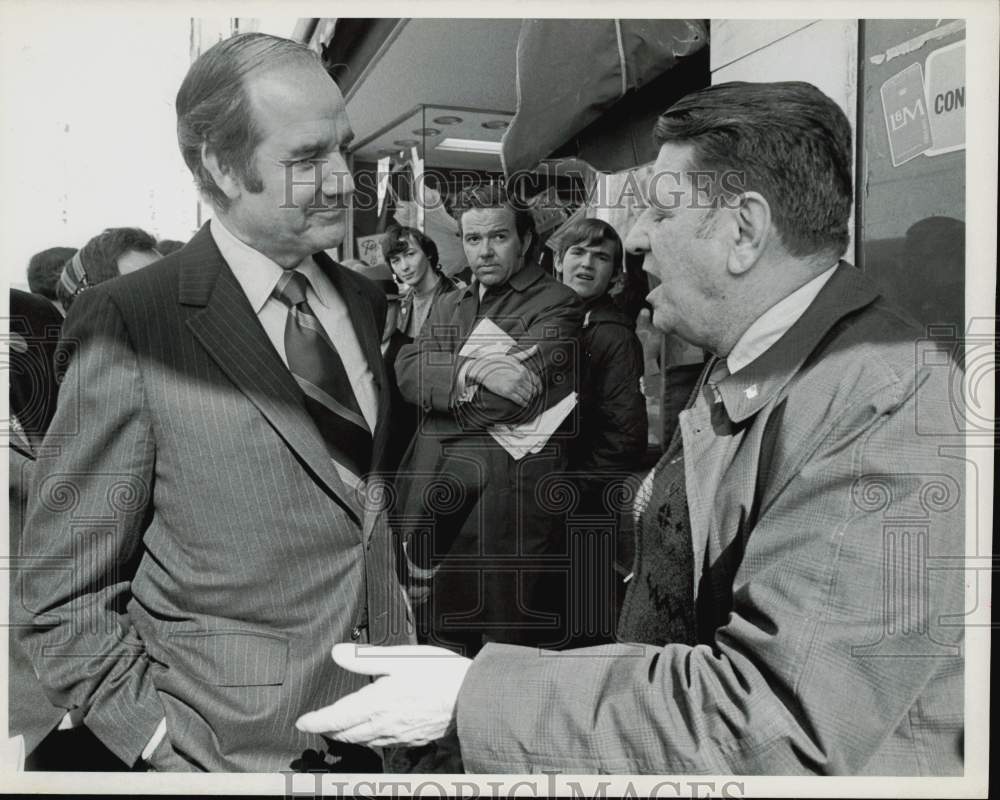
[
  {"x1": 19, "y1": 210, "x2": 652, "y2": 502},
  {"x1": 25, "y1": 231, "x2": 185, "y2": 314}
]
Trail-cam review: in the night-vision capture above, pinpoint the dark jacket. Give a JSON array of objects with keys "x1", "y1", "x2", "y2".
[
  {"x1": 383, "y1": 275, "x2": 460, "y2": 473},
  {"x1": 569, "y1": 295, "x2": 647, "y2": 485},
  {"x1": 395, "y1": 272, "x2": 458, "y2": 340},
  {"x1": 393, "y1": 264, "x2": 583, "y2": 652}
]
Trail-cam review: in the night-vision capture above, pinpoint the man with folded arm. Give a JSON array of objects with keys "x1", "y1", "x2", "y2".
[{"x1": 389, "y1": 184, "x2": 583, "y2": 660}]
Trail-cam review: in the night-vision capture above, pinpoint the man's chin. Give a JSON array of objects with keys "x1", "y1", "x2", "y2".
[
  {"x1": 306, "y1": 221, "x2": 346, "y2": 252},
  {"x1": 650, "y1": 307, "x2": 675, "y2": 334},
  {"x1": 569, "y1": 280, "x2": 601, "y2": 300}
]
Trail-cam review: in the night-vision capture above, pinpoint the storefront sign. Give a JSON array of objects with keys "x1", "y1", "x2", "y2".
[
  {"x1": 924, "y1": 40, "x2": 965, "y2": 155},
  {"x1": 356, "y1": 234, "x2": 387, "y2": 267},
  {"x1": 881, "y1": 62, "x2": 933, "y2": 166}
]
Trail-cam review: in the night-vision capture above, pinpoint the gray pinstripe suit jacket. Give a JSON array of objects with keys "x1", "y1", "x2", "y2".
[{"x1": 17, "y1": 224, "x2": 412, "y2": 771}]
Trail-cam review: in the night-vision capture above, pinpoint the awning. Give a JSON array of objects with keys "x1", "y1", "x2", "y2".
[{"x1": 501, "y1": 19, "x2": 708, "y2": 176}]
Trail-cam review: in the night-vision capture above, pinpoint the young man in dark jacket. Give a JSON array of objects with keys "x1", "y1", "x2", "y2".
[
  {"x1": 556, "y1": 218, "x2": 648, "y2": 645},
  {"x1": 558, "y1": 218, "x2": 648, "y2": 498}
]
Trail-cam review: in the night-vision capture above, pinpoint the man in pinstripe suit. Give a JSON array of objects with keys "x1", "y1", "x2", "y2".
[{"x1": 17, "y1": 33, "x2": 411, "y2": 772}]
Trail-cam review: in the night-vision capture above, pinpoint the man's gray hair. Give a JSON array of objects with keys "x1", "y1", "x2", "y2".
[{"x1": 175, "y1": 32, "x2": 323, "y2": 209}]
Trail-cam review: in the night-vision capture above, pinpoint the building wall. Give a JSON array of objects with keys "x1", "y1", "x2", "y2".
[
  {"x1": 856, "y1": 20, "x2": 965, "y2": 332},
  {"x1": 710, "y1": 19, "x2": 968, "y2": 333},
  {"x1": 708, "y1": 19, "x2": 860, "y2": 262}
]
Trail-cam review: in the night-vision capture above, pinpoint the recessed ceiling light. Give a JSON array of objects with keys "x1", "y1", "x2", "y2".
[
  {"x1": 433, "y1": 115, "x2": 463, "y2": 125},
  {"x1": 481, "y1": 120, "x2": 510, "y2": 130},
  {"x1": 413, "y1": 128, "x2": 441, "y2": 137},
  {"x1": 393, "y1": 139, "x2": 420, "y2": 147},
  {"x1": 436, "y1": 137, "x2": 503, "y2": 155}
]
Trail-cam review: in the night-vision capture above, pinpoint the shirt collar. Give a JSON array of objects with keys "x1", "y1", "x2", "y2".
[
  {"x1": 712, "y1": 262, "x2": 879, "y2": 424},
  {"x1": 295, "y1": 257, "x2": 333, "y2": 308},
  {"x1": 726, "y1": 263, "x2": 838, "y2": 374},
  {"x1": 467, "y1": 262, "x2": 544, "y2": 300},
  {"x1": 210, "y1": 217, "x2": 325, "y2": 312}
]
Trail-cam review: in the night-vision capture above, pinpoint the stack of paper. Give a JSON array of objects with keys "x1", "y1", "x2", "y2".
[
  {"x1": 490, "y1": 390, "x2": 577, "y2": 460},
  {"x1": 457, "y1": 317, "x2": 517, "y2": 359},
  {"x1": 457, "y1": 318, "x2": 577, "y2": 460}
]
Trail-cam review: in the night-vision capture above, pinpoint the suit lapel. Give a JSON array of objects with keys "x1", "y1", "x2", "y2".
[{"x1": 179, "y1": 225, "x2": 362, "y2": 527}]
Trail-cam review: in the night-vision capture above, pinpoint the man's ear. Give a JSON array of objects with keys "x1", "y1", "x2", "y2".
[
  {"x1": 520, "y1": 229, "x2": 534, "y2": 259},
  {"x1": 201, "y1": 143, "x2": 242, "y2": 202},
  {"x1": 726, "y1": 191, "x2": 771, "y2": 276}
]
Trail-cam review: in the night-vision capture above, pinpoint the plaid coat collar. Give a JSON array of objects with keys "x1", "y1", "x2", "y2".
[{"x1": 714, "y1": 262, "x2": 880, "y2": 424}]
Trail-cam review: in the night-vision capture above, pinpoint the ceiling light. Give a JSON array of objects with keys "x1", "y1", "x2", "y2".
[
  {"x1": 433, "y1": 115, "x2": 463, "y2": 125},
  {"x1": 435, "y1": 138, "x2": 503, "y2": 155},
  {"x1": 413, "y1": 128, "x2": 441, "y2": 136},
  {"x1": 393, "y1": 139, "x2": 420, "y2": 147},
  {"x1": 481, "y1": 120, "x2": 510, "y2": 130}
]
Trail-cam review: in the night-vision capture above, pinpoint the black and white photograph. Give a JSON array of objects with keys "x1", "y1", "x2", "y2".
[{"x1": 1, "y1": 2, "x2": 995, "y2": 796}]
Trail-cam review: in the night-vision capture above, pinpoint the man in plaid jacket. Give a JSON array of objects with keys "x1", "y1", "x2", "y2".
[{"x1": 297, "y1": 81, "x2": 965, "y2": 776}]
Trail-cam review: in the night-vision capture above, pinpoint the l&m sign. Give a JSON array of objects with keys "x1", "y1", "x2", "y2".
[{"x1": 880, "y1": 39, "x2": 965, "y2": 166}]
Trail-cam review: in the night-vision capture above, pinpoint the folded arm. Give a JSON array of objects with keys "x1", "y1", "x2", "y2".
[{"x1": 396, "y1": 294, "x2": 582, "y2": 430}]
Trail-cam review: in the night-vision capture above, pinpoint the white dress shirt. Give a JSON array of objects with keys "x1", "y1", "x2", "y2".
[
  {"x1": 211, "y1": 219, "x2": 378, "y2": 488},
  {"x1": 725, "y1": 263, "x2": 838, "y2": 374},
  {"x1": 633, "y1": 263, "x2": 839, "y2": 526}
]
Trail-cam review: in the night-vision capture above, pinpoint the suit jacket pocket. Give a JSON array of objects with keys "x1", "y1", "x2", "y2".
[{"x1": 166, "y1": 630, "x2": 289, "y2": 687}]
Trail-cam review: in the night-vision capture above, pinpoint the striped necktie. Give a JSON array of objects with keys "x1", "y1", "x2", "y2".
[{"x1": 273, "y1": 270, "x2": 372, "y2": 478}]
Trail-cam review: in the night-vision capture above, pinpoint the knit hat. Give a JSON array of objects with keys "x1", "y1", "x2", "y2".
[{"x1": 58, "y1": 251, "x2": 91, "y2": 301}]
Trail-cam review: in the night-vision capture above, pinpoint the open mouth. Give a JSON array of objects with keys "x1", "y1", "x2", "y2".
[{"x1": 310, "y1": 210, "x2": 343, "y2": 221}]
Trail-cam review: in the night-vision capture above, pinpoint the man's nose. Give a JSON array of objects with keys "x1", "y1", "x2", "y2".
[
  {"x1": 624, "y1": 216, "x2": 648, "y2": 255},
  {"x1": 322, "y1": 154, "x2": 354, "y2": 197}
]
